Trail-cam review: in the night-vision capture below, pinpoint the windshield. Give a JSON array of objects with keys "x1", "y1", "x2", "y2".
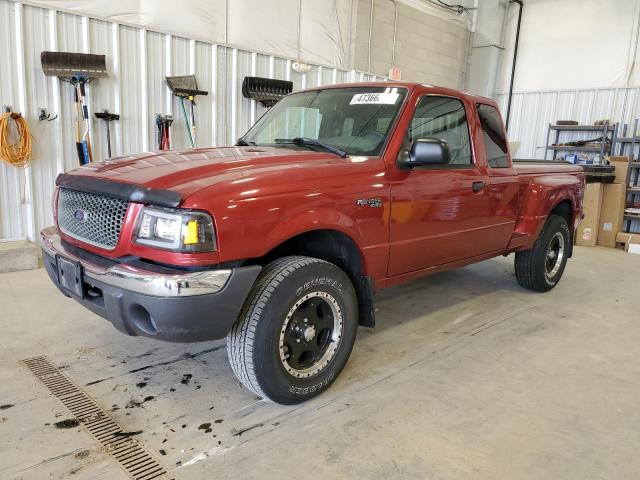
[{"x1": 241, "y1": 86, "x2": 408, "y2": 156}]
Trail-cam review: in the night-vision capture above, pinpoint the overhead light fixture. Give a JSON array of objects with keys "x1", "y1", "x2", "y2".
[{"x1": 292, "y1": 61, "x2": 312, "y2": 73}]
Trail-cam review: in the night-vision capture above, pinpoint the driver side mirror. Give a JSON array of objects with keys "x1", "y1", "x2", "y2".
[{"x1": 398, "y1": 138, "x2": 451, "y2": 169}]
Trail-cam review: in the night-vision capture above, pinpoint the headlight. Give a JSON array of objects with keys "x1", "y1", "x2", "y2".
[{"x1": 134, "y1": 207, "x2": 216, "y2": 252}]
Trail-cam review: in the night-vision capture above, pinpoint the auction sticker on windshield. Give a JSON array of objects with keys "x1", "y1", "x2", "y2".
[{"x1": 350, "y1": 92, "x2": 400, "y2": 105}]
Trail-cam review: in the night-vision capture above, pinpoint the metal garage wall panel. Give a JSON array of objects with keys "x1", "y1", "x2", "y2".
[
  {"x1": 555, "y1": 91, "x2": 576, "y2": 121},
  {"x1": 621, "y1": 89, "x2": 640, "y2": 128},
  {"x1": 89, "y1": 18, "x2": 119, "y2": 161},
  {"x1": 573, "y1": 90, "x2": 596, "y2": 124},
  {"x1": 214, "y1": 46, "x2": 229, "y2": 149},
  {"x1": 335, "y1": 70, "x2": 349, "y2": 85},
  {"x1": 56, "y1": 13, "x2": 86, "y2": 174},
  {"x1": 117, "y1": 24, "x2": 144, "y2": 155},
  {"x1": 498, "y1": 86, "x2": 640, "y2": 159},
  {"x1": 170, "y1": 36, "x2": 192, "y2": 150},
  {"x1": 193, "y1": 41, "x2": 214, "y2": 148},
  {"x1": 0, "y1": 0, "x2": 384, "y2": 241},
  {"x1": 236, "y1": 49, "x2": 255, "y2": 141},
  {"x1": 321, "y1": 68, "x2": 337, "y2": 86},
  {"x1": 226, "y1": 48, "x2": 239, "y2": 145},
  {"x1": 145, "y1": 31, "x2": 167, "y2": 152},
  {"x1": 23, "y1": 5, "x2": 57, "y2": 234},
  {"x1": 0, "y1": 1, "x2": 29, "y2": 240}
]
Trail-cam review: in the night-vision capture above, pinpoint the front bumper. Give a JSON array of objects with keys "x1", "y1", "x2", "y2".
[{"x1": 41, "y1": 227, "x2": 261, "y2": 342}]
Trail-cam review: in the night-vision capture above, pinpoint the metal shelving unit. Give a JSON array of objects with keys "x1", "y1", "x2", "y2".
[
  {"x1": 612, "y1": 119, "x2": 640, "y2": 234},
  {"x1": 545, "y1": 123, "x2": 617, "y2": 160}
]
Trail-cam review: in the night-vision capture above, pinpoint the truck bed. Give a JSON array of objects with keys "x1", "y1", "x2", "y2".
[{"x1": 513, "y1": 159, "x2": 582, "y2": 176}]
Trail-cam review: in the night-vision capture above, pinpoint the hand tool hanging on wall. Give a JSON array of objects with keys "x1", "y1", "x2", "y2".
[
  {"x1": 165, "y1": 75, "x2": 208, "y2": 148},
  {"x1": 180, "y1": 96, "x2": 196, "y2": 148},
  {"x1": 95, "y1": 110, "x2": 119, "y2": 158},
  {"x1": 156, "y1": 114, "x2": 173, "y2": 150},
  {"x1": 78, "y1": 80, "x2": 94, "y2": 163},
  {"x1": 73, "y1": 81, "x2": 92, "y2": 164},
  {"x1": 242, "y1": 77, "x2": 293, "y2": 108},
  {"x1": 41, "y1": 51, "x2": 108, "y2": 165}
]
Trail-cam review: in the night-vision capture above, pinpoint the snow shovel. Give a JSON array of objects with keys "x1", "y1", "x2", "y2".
[{"x1": 41, "y1": 51, "x2": 108, "y2": 165}]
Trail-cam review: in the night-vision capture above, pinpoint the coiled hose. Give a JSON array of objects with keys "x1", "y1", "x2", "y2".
[{"x1": 0, "y1": 111, "x2": 33, "y2": 168}]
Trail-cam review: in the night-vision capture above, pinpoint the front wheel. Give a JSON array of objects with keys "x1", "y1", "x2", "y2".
[
  {"x1": 515, "y1": 214, "x2": 571, "y2": 292},
  {"x1": 226, "y1": 256, "x2": 358, "y2": 404}
]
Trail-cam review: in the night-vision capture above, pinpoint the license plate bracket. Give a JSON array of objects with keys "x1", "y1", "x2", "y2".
[{"x1": 56, "y1": 256, "x2": 84, "y2": 298}]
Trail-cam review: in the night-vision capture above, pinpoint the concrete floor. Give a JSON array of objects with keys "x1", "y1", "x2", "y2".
[{"x1": 1, "y1": 246, "x2": 639, "y2": 480}]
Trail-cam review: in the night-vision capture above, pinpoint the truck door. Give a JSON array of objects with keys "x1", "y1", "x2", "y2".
[
  {"x1": 476, "y1": 103, "x2": 519, "y2": 250},
  {"x1": 387, "y1": 95, "x2": 496, "y2": 276}
]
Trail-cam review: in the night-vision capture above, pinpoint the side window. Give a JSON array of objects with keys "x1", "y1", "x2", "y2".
[
  {"x1": 410, "y1": 96, "x2": 472, "y2": 166},
  {"x1": 477, "y1": 104, "x2": 509, "y2": 168}
]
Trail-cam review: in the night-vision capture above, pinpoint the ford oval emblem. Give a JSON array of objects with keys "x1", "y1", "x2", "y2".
[{"x1": 73, "y1": 208, "x2": 88, "y2": 223}]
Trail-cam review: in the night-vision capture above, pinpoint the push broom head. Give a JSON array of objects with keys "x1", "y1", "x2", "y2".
[
  {"x1": 95, "y1": 111, "x2": 119, "y2": 121},
  {"x1": 41, "y1": 51, "x2": 108, "y2": 80},
  {"x1": 165, "y1": 75, "x2": 208, "y2": 98},
  {"x1": 242, "y1": 76, "x2": 293, "y2": 108}
]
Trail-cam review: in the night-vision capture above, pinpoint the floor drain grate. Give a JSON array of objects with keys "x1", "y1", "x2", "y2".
[{"x1": 23, "y1": 356, "x2": 171, "y2": 480}]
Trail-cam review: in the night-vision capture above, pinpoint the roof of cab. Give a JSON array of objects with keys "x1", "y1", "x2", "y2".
[{"x1": 299, "y1": 80, "x2": 496, "y2": 106}]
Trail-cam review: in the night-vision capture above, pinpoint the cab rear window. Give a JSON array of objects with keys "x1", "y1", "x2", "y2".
[{"x1": 477, "y1": 104, "x2": 509, "y2": 168}]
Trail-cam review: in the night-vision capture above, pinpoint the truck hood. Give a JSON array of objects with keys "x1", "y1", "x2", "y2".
[{"x1": 67, "y1": 146, "x2": 384, "y2": 204}]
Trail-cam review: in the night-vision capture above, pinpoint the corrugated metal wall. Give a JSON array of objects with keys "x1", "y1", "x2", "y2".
[
  {"x1": 497, "y1": 87, "x2": 640, "y2": 159},
  {"x1": 0, "y1": 0, "x2": 385, "y2": 242},
  {"x1": 498, "y1": 87, "x2": 640, "y2": 233}
]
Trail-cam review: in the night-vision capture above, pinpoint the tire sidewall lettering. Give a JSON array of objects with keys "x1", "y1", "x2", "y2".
[
  {"x1": 295, "y1": 277, "x2": 344, "y2": 297},
  {"x1": 288, "y1": 371, "x2": 336, "y2": 394},
  {"x1": 254, "y1": 262, "x2": 358, "y2": 404}
]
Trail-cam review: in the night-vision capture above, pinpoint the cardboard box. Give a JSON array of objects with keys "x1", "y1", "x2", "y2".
[
  {"x1": 597, "y1": 183, "x2": 626, "y2": 247},
  {"x1": 609, "y1": 156, "x2": 630, "y2": 184},
  {"x1": 615, "y1": 232, "x2": 640, "y2": 251},
  {"x1": 576, "y1": 183, "x2": 603, "y2": 246}
]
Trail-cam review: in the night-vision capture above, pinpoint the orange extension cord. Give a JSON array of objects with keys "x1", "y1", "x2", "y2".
[{"x1": 0, "y1": 111, "x2": 33, "y2": 168}]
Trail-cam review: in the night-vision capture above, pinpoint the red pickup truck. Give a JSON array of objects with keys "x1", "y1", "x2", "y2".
[{"x1": 41, "y1": 82, "x2": 584, "y2": 404}]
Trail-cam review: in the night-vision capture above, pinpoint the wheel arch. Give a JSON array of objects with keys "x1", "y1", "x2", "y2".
[
  {"x1": 247, "y1": 228, "x2": 376, "y2": 328},
  {"x1": 549, "y1": 198, "x2": 573, "y2": 224},
  {"x1": 548, "y1": 198, "x2": 574, "y2": 257}
]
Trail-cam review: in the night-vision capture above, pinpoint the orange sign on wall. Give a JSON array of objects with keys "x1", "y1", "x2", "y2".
[{"x1": 389, "y1": 67, "x2": 402, "y2": 80}]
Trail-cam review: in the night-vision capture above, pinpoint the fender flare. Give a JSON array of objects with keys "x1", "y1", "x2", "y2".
[
  {"x1": 262, "y1": 207, "x2": 368, "y2": 260},
  {"x1": 258, "y1": 208, "x2": 376, "y2": 328}
]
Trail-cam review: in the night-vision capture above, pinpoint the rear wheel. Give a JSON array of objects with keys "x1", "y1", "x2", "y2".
[
  {"x1": 226, "y1": 256, "x2": 358, "y2": 404},
  {"x1": 515, "y1": 214, "x2": 571, "y2": 292}
]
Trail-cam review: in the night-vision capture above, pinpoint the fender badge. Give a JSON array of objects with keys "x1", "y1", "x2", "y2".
[{"x1": 356, "y1": 198, "x2": 383, "y2": 208}]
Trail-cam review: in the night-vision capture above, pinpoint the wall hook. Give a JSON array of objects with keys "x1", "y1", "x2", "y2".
[
  {"x1": 4, "y1": 106, "x2": 21, "y2": 118},
  {"x1": 39, "y1": 108, "x2": 57, "y2": 122}
]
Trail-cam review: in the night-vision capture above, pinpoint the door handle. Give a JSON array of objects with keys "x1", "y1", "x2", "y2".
[{"x1": 472, "y1": 181, "x2": 486, "y2": 193}]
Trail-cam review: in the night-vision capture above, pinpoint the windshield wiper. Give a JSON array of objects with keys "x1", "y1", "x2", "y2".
[
  {"x1": 274, "y1": 137, "x2": 347, "y2": 158},
  {"x1": 236, "y1": 139, "x2": 256, "y2": 146}
]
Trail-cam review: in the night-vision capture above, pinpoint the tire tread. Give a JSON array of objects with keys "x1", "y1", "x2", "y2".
[
  {"x1": 226, "y1": 256, "x2": 331, "y2": 399},
  {"x1": 515, "y1": 214, "x2": 569, "y2": 292}
]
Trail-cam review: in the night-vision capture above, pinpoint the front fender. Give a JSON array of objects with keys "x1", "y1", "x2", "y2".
[
  {"x1": 214, "y1": 186, "x2": 391, "y2": 281},
  {"x1": 263, "y1": 207, "x2": 366, "y2": 254}
]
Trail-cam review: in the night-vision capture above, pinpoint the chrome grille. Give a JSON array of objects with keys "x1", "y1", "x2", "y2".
[{"x1": 57, "y1": 188, "x2": 128, "y2": 250}]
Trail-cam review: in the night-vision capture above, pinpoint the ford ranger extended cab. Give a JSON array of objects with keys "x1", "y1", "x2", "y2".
[{"x1": 41, "y1": 82, "x2": 585, "y2": 404}]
